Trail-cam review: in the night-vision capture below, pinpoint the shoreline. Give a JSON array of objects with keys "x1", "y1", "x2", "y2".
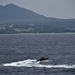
[{"x1": 0, "y1": 32, "x2": 75, "y2": 35}]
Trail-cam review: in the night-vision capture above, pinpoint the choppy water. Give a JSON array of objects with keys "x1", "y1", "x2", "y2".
[{"x1": 0, "y1": 33, "x2": 75, "y2": 75}]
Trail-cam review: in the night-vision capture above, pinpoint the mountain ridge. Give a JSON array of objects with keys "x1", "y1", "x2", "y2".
[
  {"x1": 0, "y1": 3, "x2": 50, "y2": 23},
  {"x1": 0, "y1": 3, "x2": 75, "y2": 24},
  {"x1": 0, "y1": 4, "x2": 75, "y2": 34}
]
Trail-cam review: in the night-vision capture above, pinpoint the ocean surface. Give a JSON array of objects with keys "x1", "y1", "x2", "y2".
[{"x1": 0, "y1": 33, "x2": 75, "y2": 75}]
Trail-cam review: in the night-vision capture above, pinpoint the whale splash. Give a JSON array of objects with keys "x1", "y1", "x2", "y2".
[{"x1": 1, "y1": 59, "x2": 75, "y2": 69}]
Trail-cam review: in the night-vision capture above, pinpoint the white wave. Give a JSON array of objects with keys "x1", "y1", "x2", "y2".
[{"x1": 1, "y1": 59, "x2": 75, "y2": 68}]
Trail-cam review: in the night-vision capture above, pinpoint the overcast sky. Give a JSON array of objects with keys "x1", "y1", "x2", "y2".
[{"x1": 0, "y1": 0, "x2": 75, "y2": 19}]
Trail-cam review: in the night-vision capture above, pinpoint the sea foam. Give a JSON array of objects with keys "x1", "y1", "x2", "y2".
[{"x1": 1, "y1": 59, "x2": 75, "y2": 68}]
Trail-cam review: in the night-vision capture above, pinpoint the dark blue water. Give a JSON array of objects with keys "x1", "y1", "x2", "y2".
[{"x1": 0, "y1": 33, "x2": 75, "y2": 75}]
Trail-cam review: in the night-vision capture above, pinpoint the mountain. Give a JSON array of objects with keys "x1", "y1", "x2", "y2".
[
  {"x1": 0, "y1": 3, "x2": 50, "y2": 23},
  {"x1": 0, "y1": 4, "x2": 75, "y2": 33},
  {"x1": 0, "y1": 3, "x2": 75, "y2": 23}
]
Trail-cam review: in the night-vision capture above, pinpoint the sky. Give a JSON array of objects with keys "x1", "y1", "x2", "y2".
[{"x1": 0, "y1": 0, "x2": 75, "y2": 19}]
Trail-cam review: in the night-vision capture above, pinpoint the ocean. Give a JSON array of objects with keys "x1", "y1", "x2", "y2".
[{"x1": 0, "y1": 33, "x2": 75, "y2": 75}]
